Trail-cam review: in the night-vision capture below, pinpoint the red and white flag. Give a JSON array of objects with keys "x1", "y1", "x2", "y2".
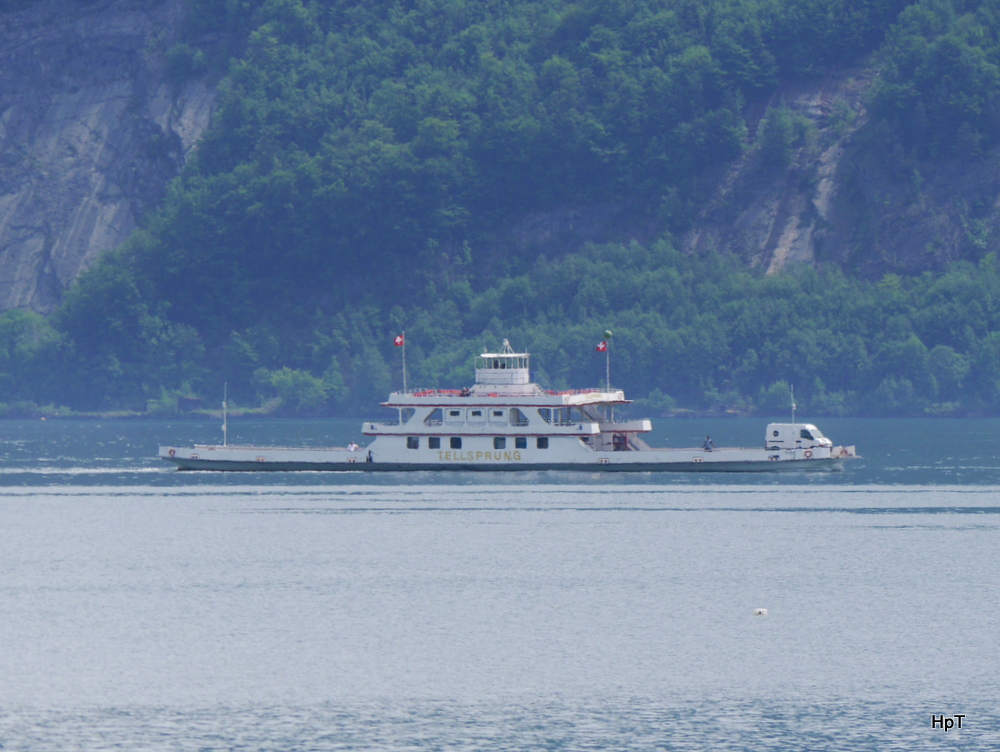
[
  {"x1": 596, "y1": 340, "x2": 607, "y2": 352},
  {"x1": 394, "y1": 334, "x2": 405, "y2": 347}
]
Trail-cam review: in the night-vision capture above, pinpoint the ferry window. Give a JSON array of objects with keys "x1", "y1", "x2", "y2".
[
  {"x1": 553, "y1": 407, "x2": 574, "y2": 424},
  {"x1": 509, "y1": 408, "x2": 529, "y2": 426},
  {"x1": 537, "y1": 437, "x2": 549, "y2": 449},
  {"x1": 429, "y1": 437, "x2": 440, "y2": 449},
  {"x1": 515, "y1": 437, "x2": 527, "y2": 449},
  {"x1": 406, "y1": 437, "x2": 419, "y2": 449},
  {"x1": 445, "y1": 409, "x2": 463, "y2": 424},
  {"x1": 425, "y1": 408, "x2": 443, "y2": 425},
  {"x1": 494, "y1": 437, "x2": 506, "y2": 450},
  {"x1": 489, "y1": 409, "x2": 506, "y2": 424},
  {"x1": 538, "y1": 408, "x2": 552, "y2": 423},
  {"x1": 450, "y1": 437, "x2": 462, "y2": 449},
  {"x1": 468, "y1": 409, "x2": 485, "y2": 423},
  {"x1": 800, "y1": 429, "x2": 814, "y2": 440},
  {"x1": 772, "y1": 430, "x2": 779, "y2": 437},
  {"x1": 400, "y1": 408, "x2": 415, "y2": 423}
]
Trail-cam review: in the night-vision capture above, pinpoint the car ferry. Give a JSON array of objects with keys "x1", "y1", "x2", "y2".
[{"x1": 159, "y1": 340, "x2": 857, "y2": 472}]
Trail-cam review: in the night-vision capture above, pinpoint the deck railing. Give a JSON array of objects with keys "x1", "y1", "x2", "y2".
[
  {"x1": 402, "y1": 388, "x2": 465, "y2": 397},
  {"x1": 394, "y1": 387, "x2": 621, "y2": 398}
]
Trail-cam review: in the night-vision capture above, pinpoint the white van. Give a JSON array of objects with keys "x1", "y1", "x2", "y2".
[{"x1": 765, "y1": 423, "x2": 834, "y2": 450}]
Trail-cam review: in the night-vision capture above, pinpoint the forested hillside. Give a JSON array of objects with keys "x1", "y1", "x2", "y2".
[{"x1": 1, "y1": 0, "x2": 999, "y2": 417}]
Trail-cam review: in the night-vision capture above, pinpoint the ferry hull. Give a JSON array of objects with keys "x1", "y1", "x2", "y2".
[
  {"x1": 160, "y1": 446, "x2": 855, "y2": 473},
  {"x1": 166, "y1": 459, "x2": 848, "y2": 472}
]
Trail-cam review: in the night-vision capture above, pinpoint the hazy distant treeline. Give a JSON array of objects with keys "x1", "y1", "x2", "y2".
[{"x1": 6, "y1": 242, "x2": 1000, "y2": 417}]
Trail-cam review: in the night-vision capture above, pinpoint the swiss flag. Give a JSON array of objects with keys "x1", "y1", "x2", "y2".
[
  {"x1": 394, "y1": 334, "x2": 405, "y2": 347},
  {"x1": 596, "y1": 341, "x2": 607, "y2": 352}
]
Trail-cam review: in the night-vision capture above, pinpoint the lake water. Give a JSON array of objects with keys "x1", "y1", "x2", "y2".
[{"x1": 0, "y1": 417, "x2": 997, "y2": 750}]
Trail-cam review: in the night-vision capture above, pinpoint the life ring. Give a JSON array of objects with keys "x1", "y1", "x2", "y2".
[
  {"x1": 804, "y1": 449, "x2": 813, "y2": 459},
  {"x1": 168, "y1": 448, "x2": 176, "y2": 457}
]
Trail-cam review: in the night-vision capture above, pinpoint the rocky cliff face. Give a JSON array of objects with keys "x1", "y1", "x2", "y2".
[
  {"x1": 683, "y1": 69, "x2": 874, "y2": 274},
  {"x1": 500, "y1": 65, "x2": 1000, "y2": 283},
  {"x1": 0, "y1": 0, "x2": 217, "y2": 312},
  {"x1": 682, "y1": 68, "x2": 1000, "y2": 279},
  {"x1": 2, "y1": 1, "x2": 994, "y2": 317}
]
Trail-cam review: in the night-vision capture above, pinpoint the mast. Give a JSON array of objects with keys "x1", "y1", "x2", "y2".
[
  {"x1": 394, "y1": 331, "x2": 408, "y2": 392},
  {"x1": 222, "y1": 382, "x2": 228, "y2": 447},
  {"x1": 604, "y1": 329, "x2": 612, "y2": 392},
  {"x1": 604, "y1": 329, "x2": 613, "y2": 420}
]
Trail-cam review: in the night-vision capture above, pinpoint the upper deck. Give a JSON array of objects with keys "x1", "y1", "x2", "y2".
[
  {"x1": 384, "y1": 339, "x2": 627, "y2": 407},
  {"x1": 384, "y1": 386, "x2": 628, "y2": 407}
]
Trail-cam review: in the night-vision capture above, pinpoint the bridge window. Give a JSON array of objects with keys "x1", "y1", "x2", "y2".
[
  {"x1": 515, "y1": 437, "x2": 527, "y2": 449},
  {"x1": 450, "y1": 437, "x2": 462, "y2": 449},
  {"x1": 478, "y1": 354, "x2": 529, "y2": 370},
  {"x1": 800, "y1": 429, "x2": 814, "y2": 440},
  {"x1": 536, "y1": 437, "x2": 549, "y2": 449},
  {"x1": 548, "y1": 407, "x2": 583, "y2": 425},
  {"x1": 494, "y1": 437, "x2": 506, "y2": 450},
  {"x1": 537, "y1": 408, "x2": 552, "y2": 423},
  {"x1": 425, "y1": 408, "x2": 443, "y2": 425},
  {"x1": 429, "y1": 437, "x2": 440, "y2": 449},
  {"x1": 400, "y1": 408, "x2": 415, "y2": 423},
  {"x1": 406, "y1": 437, "x2": 419, "y2": 449},
  {"x1": 509, "y1": 408, "x2": 529, "y2": 426}
]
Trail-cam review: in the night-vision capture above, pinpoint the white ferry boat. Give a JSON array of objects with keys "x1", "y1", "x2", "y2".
[{"x1": 159, "y1": 341, "x2": 857, "y2": 472}]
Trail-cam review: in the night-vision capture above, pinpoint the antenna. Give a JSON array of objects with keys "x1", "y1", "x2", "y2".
[{"x1": 790, "y1": 384, "x2": 796, "y2": 424}]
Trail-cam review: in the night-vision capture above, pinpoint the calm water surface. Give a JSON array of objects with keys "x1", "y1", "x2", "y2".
[{"x1": 0, "y1": 418, "x2": 997, "y2": 750}]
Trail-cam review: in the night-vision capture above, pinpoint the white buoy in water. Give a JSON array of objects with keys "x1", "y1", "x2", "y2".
[{"x1": 753, "y1": 608, "x2": 768, "y2": 617}]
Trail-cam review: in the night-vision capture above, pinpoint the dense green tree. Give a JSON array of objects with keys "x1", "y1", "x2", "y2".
[
  {"x1": 7, "y1": 0, "x2": 1000, "y2": 417},
  {"x1": 870, "y1": 0, "x2": 1000, "y2": 157}
]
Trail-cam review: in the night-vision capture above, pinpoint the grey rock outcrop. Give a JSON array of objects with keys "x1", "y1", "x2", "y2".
[
  {"x1": 682, "y1": 68, "x2": 1000, "y2": 278},
  {"x1": 683, "y1": 70, "x2": 874, "y2": 275},
  {"x1": 0, "y1": 0, "x2": 217, "y2": 313}
]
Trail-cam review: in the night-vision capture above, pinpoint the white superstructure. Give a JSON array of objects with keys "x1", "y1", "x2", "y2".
[{"x1": 160, "y1": 340, "x2": 857, "y2": 471}]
